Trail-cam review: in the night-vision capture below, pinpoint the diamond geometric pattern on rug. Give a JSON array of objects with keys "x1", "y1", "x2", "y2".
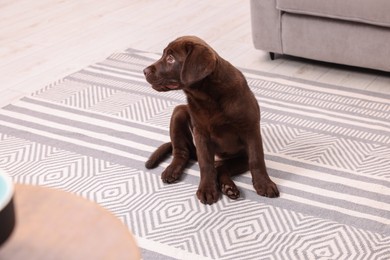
[
  {"x1": 262, "y1": 123, "x2": 390, "y2": 178},
  {"x1": 119, "y1": 95, "x2": 176, "y2": 123}
]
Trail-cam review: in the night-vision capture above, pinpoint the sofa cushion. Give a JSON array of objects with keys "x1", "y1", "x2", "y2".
[{"x1": 276, "y1": 0, "x2": 390, "y2": 28}]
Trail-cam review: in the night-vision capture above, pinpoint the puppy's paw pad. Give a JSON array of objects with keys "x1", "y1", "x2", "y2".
[{"x1": 221, "y1": 184, "x2": 240, "y2": 200}]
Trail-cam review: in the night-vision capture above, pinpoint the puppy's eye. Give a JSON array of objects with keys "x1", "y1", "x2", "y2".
[{"x1": 166, "y1": 54, "x2": 175, "y2": 64}]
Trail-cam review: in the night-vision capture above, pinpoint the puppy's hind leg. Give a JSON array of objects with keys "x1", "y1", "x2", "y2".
[
  {"x1": 216, "y1": 155, "x2": 249, "y2": 200},
  {"x1": 162, "y1": 105, "x2": 196, "y2": 184}
]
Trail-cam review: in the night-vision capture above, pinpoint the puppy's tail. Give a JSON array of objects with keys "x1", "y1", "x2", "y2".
[{"x1": 145, "y1": 142, "x2": 173, "y2": 169}]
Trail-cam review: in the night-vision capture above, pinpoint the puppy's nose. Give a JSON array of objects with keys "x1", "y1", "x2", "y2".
[{"x1": 143, "y1": 67, "x2": 152, "y2": 77}]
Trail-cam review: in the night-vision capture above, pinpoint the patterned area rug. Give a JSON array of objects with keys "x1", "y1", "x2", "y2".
[{"x1": 0, "y1": 49, "x2": 389, "y2": 259}]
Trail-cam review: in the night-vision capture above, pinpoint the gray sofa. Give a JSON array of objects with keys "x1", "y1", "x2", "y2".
[{"x1": 250, "y1": 0, "x2": 390, "y2": 72}]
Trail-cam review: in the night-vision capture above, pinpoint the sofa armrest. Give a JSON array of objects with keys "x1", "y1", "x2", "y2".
[{"x1": 250, "y1": 0, "x2": 283, "y2": 53}]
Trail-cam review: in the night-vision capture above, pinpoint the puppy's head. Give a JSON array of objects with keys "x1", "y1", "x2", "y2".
[{"x1": 143, "y1": 36, "x2": 217, "y2": 91}]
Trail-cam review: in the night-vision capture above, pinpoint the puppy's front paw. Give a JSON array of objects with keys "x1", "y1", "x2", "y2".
[
  {"x1": 253, "y1": 179, "x2": 279, "y2": 198},
  {"x1": 196, "y1": 183, "x2": 220, "y2": 205},
  {"x1": 161, "y1": 164, "x2": 184, "y2": 184}
]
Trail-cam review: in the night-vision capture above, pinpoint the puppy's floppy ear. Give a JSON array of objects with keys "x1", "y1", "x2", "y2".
[{"x1": 181, "y1": 43, "x2": 217, "y2": 85}]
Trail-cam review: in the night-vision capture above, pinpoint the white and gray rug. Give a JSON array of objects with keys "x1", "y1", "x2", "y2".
[{"x1": 0, "y1": 49, "x2": 389, "y2": 259}]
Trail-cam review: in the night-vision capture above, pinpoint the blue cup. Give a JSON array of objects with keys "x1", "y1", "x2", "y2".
[{"x1": 0, "y1": 171, "x2": 15, "y2": 247}]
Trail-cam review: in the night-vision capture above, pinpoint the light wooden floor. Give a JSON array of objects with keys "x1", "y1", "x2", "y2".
[{"x1": 1, "y1": 0, "x2": 389, "y2": 108}]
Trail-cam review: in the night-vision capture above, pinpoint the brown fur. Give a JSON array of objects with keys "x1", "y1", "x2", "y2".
[{"x1": 144, "y1": 36, "x2": 279, "y2": 204}]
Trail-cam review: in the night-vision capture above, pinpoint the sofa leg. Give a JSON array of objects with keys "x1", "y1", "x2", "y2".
[{"x1": 269, "y1": 52, "x2": 275, "y2": 60}]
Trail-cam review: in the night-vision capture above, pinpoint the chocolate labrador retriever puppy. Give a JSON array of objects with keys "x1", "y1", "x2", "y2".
[{"x1": 143, "y1": 36, "x2": 279, "y2": 204}]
